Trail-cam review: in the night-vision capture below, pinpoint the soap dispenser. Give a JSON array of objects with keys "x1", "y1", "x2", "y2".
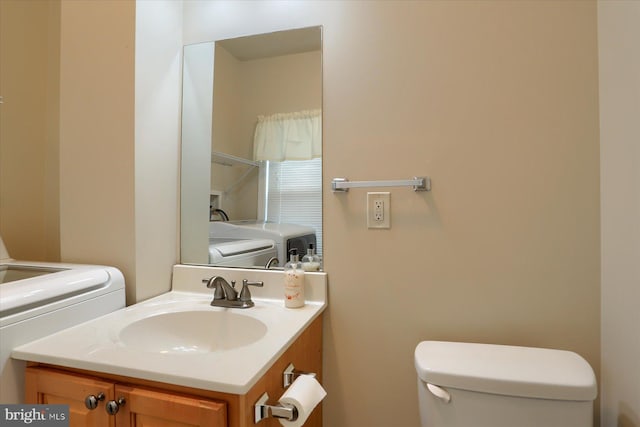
[
  {"x1": 302, "y1": 243, "x2": 321, "y2": 271},
  {"x1": 284, "y1": 248, "x2": 305, "y2": 308}
]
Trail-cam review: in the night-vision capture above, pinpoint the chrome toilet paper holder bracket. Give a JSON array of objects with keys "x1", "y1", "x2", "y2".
[
  {"x1": 254, "y1": 392, "x2": 298, "y2": 423},
  {"x1": 283, "y1": 363, "x2": 316, "y2": 388}
]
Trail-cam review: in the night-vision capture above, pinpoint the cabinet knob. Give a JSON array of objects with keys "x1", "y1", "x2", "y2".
[
  {"x1": 84, "y1": 392, "x2": 105, "y2": 410},
  {"x1": 105, "y1": 397, "x2": 126, "y2": 415}
]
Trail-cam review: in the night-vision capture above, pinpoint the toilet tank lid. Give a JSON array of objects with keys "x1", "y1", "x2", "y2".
[{"x1": 414, "y1": 341, "x2": 597, "y2": 401}]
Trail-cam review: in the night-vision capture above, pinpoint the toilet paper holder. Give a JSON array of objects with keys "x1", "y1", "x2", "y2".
[
  {"x1": 254, "y1": 364, "x2": 318, "y2": 423},
  {"x1": 254, "y1": 392, "x2": 298, "y2": 423},
  {"x1": 283, "y1": 363, "x2": 316, "y2": 388}
]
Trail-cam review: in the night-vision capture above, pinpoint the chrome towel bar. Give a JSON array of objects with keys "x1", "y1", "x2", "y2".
[{"x1": 332, "y1": 177, "x2": 431, "y2": 192}]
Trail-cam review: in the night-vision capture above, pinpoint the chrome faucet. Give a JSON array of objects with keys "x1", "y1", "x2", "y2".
[
  {"x1": 205, "y1": 276, "x2": 237, "y2": 300},
  {"x1": 202, "y1": 276, "x2": 263, "y2": 308}
]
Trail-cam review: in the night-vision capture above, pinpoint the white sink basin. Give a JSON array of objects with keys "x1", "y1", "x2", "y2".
[
  {"x1": 118, "y1": 310, "x2": 267, "y2": 354},
  {"x1": 12, "y1": 266, "x2": 327, "y2": 394}
]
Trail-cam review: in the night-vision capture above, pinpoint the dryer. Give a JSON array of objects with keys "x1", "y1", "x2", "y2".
[{"x1": 0, "y1": 236, "x2": 125, "y2": 403}]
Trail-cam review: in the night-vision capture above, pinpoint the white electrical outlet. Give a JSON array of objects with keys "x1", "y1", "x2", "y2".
[
  {"x1": 367, "y1": 192, "x2": 390, "y2": 228},
  {"x1": 374, "y1": 200, "x2": 384, "y2": 221}
]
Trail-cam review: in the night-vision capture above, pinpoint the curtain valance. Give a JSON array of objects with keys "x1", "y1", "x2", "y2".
[{"x1": 253, "y1": 109, "x2": 322, "y2": 161}]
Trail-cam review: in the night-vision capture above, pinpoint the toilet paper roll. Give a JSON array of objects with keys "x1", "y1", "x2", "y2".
[{"x1": 278, "y1": 374, "x2": 327, "y2": 427}]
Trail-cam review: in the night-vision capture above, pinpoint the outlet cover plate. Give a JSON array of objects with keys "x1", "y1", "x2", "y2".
[{"x1": 367, "y1": 192, "x2": 390, "y2": 229}]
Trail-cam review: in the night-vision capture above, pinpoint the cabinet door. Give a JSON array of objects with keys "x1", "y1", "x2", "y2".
[
  {"x1": 113, "y1": 384, "x2": 227, "y2": 427},
  {"x1": 25, "y1": 367, "x2": 115, "y2": 427}
]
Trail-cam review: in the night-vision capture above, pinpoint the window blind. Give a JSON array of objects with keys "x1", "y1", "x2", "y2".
[{"x1": 265, "y1": 158, "x2": 322, "y2": 256}]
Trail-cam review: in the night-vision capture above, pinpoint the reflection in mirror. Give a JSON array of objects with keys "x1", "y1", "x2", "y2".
[{"x1": 181, "y1": 27, "x2": 322, "y2": 270}]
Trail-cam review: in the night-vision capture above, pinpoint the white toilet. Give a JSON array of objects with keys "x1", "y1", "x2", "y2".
[{"x1": 414, "y1": 341, "x2": 597, "y2": 427}]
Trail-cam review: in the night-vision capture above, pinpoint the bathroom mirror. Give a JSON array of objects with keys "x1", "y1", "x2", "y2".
[{"x1": 181, "y1": 26, "x2": 322, "y2": 270}]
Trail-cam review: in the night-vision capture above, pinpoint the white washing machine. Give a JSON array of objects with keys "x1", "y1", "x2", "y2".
[
  {"x1": 0, "y1": 237, "x2": 125, "y2": 403},
  {"x1": 208, "y1": 238, "x2": 277, "y2": 267},
  {"x1": 209, "y1": 221, "x2": 316, "y2": 265}
]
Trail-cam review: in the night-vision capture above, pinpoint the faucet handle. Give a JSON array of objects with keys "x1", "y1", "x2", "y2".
[
  {"x1": 203, "y1": 276, "x2": 226, "y2": 300},
  {"x1": 239, "y1": 279, "x2": 264, "y2": 302}
]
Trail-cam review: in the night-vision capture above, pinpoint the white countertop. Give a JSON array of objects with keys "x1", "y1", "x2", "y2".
[{"x1": 12, "y1": 265, "x2": 327, "y2": 395}]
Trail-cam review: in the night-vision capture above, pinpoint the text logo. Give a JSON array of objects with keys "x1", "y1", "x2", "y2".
[{"x1": 0, "y1": 405, "x2": 69, "y2": 426}]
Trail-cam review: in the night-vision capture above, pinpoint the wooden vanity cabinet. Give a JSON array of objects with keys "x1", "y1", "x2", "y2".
[
  {"x1": 25, "y1": 368, "x2": 226, "y2": 427},
  {"x1": 25, "y1": 368, "x2": 115, "y2": 427},
  {"x1": 114, "y1": 384, "x2": 226, "y2": 427},
  {"x1": 25, "y1": 316, "x2": 322, "y2": 427}
]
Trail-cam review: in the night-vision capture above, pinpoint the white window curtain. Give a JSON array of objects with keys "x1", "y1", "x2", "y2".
[
  {"x1": 253, "y1": 110, "x2": 322, "y2": 161},
  {"x1": 264, "y1": 158, "x2": 322, "y2": 256}
]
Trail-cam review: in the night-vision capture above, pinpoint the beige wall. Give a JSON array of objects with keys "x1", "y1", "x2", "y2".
[
  {"x1": 58, "y1": 0, "x2": 137, "y2": 301},
  {"x1": 0, "y1": 0, "x2": 60, "y2": 262},
  {"x1": 212, "y1": 47, "x2": 321, "y2": 219},
  {"x1": 1, "y1": 1, "x2": 604, "y2": 425},
  {"x1": 1, "y1": 0, "x2": 180, "y2": 304},
  {"x1": 211, "y1": 44, "x2": 250, "y2": 219},
  {"x1": 58, "y1": 0, "x2": 182, "y2": 304},
  {"x1": 598, "y1": 1, "x2": 640, "y2": 426},
  {"x1": 183, "y1": 2, "x2": 601, "y2": 426},
  {"x1": 236, "y1": 50, "x2": 321, "y2": 157}
]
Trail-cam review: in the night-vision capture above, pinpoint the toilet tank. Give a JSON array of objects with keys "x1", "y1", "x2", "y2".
[{"x1": 414, "y1": 341, "x2": 597, "y2": 427}]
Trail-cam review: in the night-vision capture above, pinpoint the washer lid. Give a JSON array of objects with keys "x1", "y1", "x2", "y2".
[
  {"x1": 210, "y1": 239, "x2": 275, "y2": 257},
  {"x1": 415, "y1": 341, "x2": 597, "y2": 401},
  {"x1": 0, "y1": 266, "x2": 111, "y2": 318}
]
